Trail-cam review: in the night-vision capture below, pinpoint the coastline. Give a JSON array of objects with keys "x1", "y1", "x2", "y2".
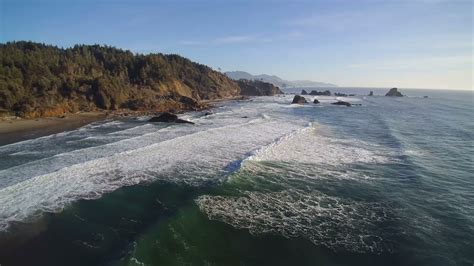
[
  {"x1": 200, "y1": 95, "x2": 249, "y2": 104},
  {"x1": 0, "y1": 112, "x2": 107, "y2": 146},
  {"x1": 0, "y1": 96, "x2": 249, "y2": 146}
]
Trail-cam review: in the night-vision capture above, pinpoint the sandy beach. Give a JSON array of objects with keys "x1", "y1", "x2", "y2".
[
  {"x1": 0, "y1": 112, "x2": 107, "y2": 146},
  {"x1": 0, "y1": 97, "x2": 243, "y2": 146}
]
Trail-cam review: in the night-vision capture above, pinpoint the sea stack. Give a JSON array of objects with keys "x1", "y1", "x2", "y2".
[
  {"x1": 309, "y1": 90, "x2": 331, "y2": 96},
  {"x1": 292, "y1": 95, "x2": 307, "y2": 104},
  {"x1": 301, "y1": 89, "x2": 308, "y2": 95},
  {"x1": 368, "y1": 91, "x2": 374, "y2": 96},
  {"x1": 385, "y1": 88, "x2": 403, "y2": 97}
]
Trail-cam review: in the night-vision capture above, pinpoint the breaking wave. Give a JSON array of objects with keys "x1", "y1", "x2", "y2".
[
  {"x1": 196, "y1": 121, "x2": 398, "y2": 253},
  {"x1": 0, "y1": 117, "x2": 303, "y2": 231}
]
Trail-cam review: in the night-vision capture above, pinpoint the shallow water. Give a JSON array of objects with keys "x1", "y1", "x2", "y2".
[{"x1": 0, "y1": 88, "x2": 473, "y2": 265}]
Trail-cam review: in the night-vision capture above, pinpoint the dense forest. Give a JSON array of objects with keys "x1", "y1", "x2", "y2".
[{"x1": 0, "y1": 41, "x2": 241, "y2": 118}]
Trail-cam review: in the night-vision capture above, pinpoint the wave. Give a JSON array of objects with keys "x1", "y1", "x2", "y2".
[
  {"x1": 195, "y1": 122, "x2": 398, "y2": 253},
  {"x1": 107, "y1": 123, "x2": 156, "y2": 136},
  {"x1": 0, "y1": 130, "x2": 73, "y2": 150},
  {"x1": 8, "y1": 150, "x2": 43, "y2": 156},
  {"x1": 196, "y1": 189, "x2": 396, "y2": 253},
  {"x1": 86, "y1": 120, "x2": 123, "y2": 129},
  {"x1": 245, "y1": 123, "x2": 388, "y2": 166},
  {"x1": 0, "y1": 118, "x2": 302, "y2": 231},
  {"x1": 0, "y1": 116, "x2": 275, "y2": 188}
]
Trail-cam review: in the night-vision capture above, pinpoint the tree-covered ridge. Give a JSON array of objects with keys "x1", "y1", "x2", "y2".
[{"x1": 0, "y1": 41, "x2": 240, "y2": 117}]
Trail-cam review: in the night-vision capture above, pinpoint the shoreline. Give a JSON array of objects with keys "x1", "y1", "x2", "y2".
[
  {"x1": 0, "y1": 112, "x2": 107, "y2": 146},
  {"x1": 0, "y1": 96, "x2": 249, "y2": 146},
  {"x1": 200, "y1": 95, "x2": 249, "y2": 104}
]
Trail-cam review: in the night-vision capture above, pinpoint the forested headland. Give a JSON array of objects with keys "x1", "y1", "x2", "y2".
[{"x1": 0, "y1": 41, "x2": 249, "y2": 118}]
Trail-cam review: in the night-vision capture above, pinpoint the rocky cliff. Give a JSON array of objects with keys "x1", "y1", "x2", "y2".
[
  {"x1": 0, "y1": 41, "x2": 240, "y2": 118},
  {"x1": 236, "y1": 79, "x2": 283, "y2": 96}
]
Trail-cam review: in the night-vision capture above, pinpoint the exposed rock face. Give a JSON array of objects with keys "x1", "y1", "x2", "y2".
[
  {"x1": 368, "y1": 91, "x2": 374, "y2": 96},
  {"x1": 237, "y1": 79, "x2": 283, "y2": 96},
  {"x1": 122, "y1": 95, "x2": 204, "y2": 113},
  {"x1": 292, "y1": 95, "x2": 307, "y2": 104},
  {"x1": 148, "y1": 112, "x2": 194, "y2": 124},
  {"x1": 313, "y1": 99, "x2": 320, "y2": 104},
  {"x1": 309, "y1": 90, "x2": 331, "y2": 96},
  {"x1": 301, "y1": 89, "x2": 308, "y2": 95},
  {"x1": 331, "y1": 101, "x2": 351, "y2": 107},
  {"x1": 385, "y1": 88, "x2": 403, "y2": 97}
]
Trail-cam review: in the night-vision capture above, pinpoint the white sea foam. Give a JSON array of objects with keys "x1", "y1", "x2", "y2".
[
  {"x1": 8, "y1": 150, "x2": 43, "y2": 156},
  {"x1": 0, "y1": 117, "x2": 302, "y2": 231},
  {"x1": 0, "y1": 115, "x2": 279, "y2": 188},
  {"x1": 195, "y1": 120, "x2": 396, "y2": 253},
  {"x1": 246, "y1": 124, "x2": 387, "y2": 166},
  {"x1": 88, "y1": 120, "x2": 123, "y2": 129},
  {"x1": 107, "y1": 124, "x2": 156, "y2": 136},
  {"x1": 196, "y1": 189, "x2": 395, "y2": 253},
  {"x1": 0, "y1": 122, "x2": 205, "y2": 188}
]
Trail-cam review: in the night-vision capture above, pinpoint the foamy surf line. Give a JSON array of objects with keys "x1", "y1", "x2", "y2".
[
  {"x1": 0, "y1": 119, "x2": 303, "y2": 232},
  {"x1": 244, "y1": 123, "x2": 388, "y2": 166},
  {"x1": 0, "y1": 117, "x2": 268, "y2": 188},
  {"x1": 196, "y1": 189, "x2": 396, "y2": 253},
  {"x1": 223, "y1": 123, "x2": 390, "y2": 187},
  {"x1": 195, "y1": 121, "x2": 398, "y2": 253}
]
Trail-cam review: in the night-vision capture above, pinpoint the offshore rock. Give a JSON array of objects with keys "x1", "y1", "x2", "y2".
[
  {"x1": 148, "y1": 112, "x2": 194, "y2": 124},
  {"x1": 292, "y1": 95, "x2": 307, "y2": 104},
  {"x1": 385, "y1": 88, "x2": 403, "y2": 97},
  {"x1": 309, "y1": 90, "x2": 331, "y2": 96},
  {"x1": 331, "y1": 101, "x2": 351, "y2": 107}
]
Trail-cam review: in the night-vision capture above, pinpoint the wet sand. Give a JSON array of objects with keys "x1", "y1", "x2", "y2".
[{"x1": 0, "y1": 112, "x2": 107, "y2": 146}]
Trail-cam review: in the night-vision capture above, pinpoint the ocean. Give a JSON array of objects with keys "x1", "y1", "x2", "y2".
[{"x1": 0, "y1": 88, "x2": 472, "y2": 266}]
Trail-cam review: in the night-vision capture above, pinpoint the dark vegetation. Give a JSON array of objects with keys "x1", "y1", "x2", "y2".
[{"x1": 0, "y1": 41, "x2": 240, "y2": 118}]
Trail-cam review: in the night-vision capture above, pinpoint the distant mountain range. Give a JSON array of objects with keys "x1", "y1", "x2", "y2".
[{"x1": 225, "y1": 71, "x2": 337, "y2": 88}]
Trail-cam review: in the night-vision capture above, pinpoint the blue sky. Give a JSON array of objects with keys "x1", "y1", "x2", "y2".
[{"x1": 1, "y1": 0, "x2": 472, "y2": 89}]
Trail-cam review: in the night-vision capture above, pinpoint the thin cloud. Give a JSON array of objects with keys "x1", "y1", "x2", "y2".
[
  {"x1": 179, "y1": 40, "x2": 204, "y2": 46},
  {"x1": 347, "y1": 55, "x2": 472, "y2": 70},
  {"x1": 179, "y1": 34, "x2": 269, "y2": 46},
  {"x1": 212, "y1": 35, "x2": 257, "y2": 44},
  {"x1": 284, "y1": 11, "x2": 388, "y2": 31},
  {"x1": 287, "y1": 30, "x2": 304, "y2": 39}
]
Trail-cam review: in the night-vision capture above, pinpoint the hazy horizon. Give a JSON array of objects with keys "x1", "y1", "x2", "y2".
[
  {"x1": 226, "y1": 70, "x2": 474, "y2": 91},
  {"x1": 1, "y1": 0, "x2": 472, "y2": 90}
]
